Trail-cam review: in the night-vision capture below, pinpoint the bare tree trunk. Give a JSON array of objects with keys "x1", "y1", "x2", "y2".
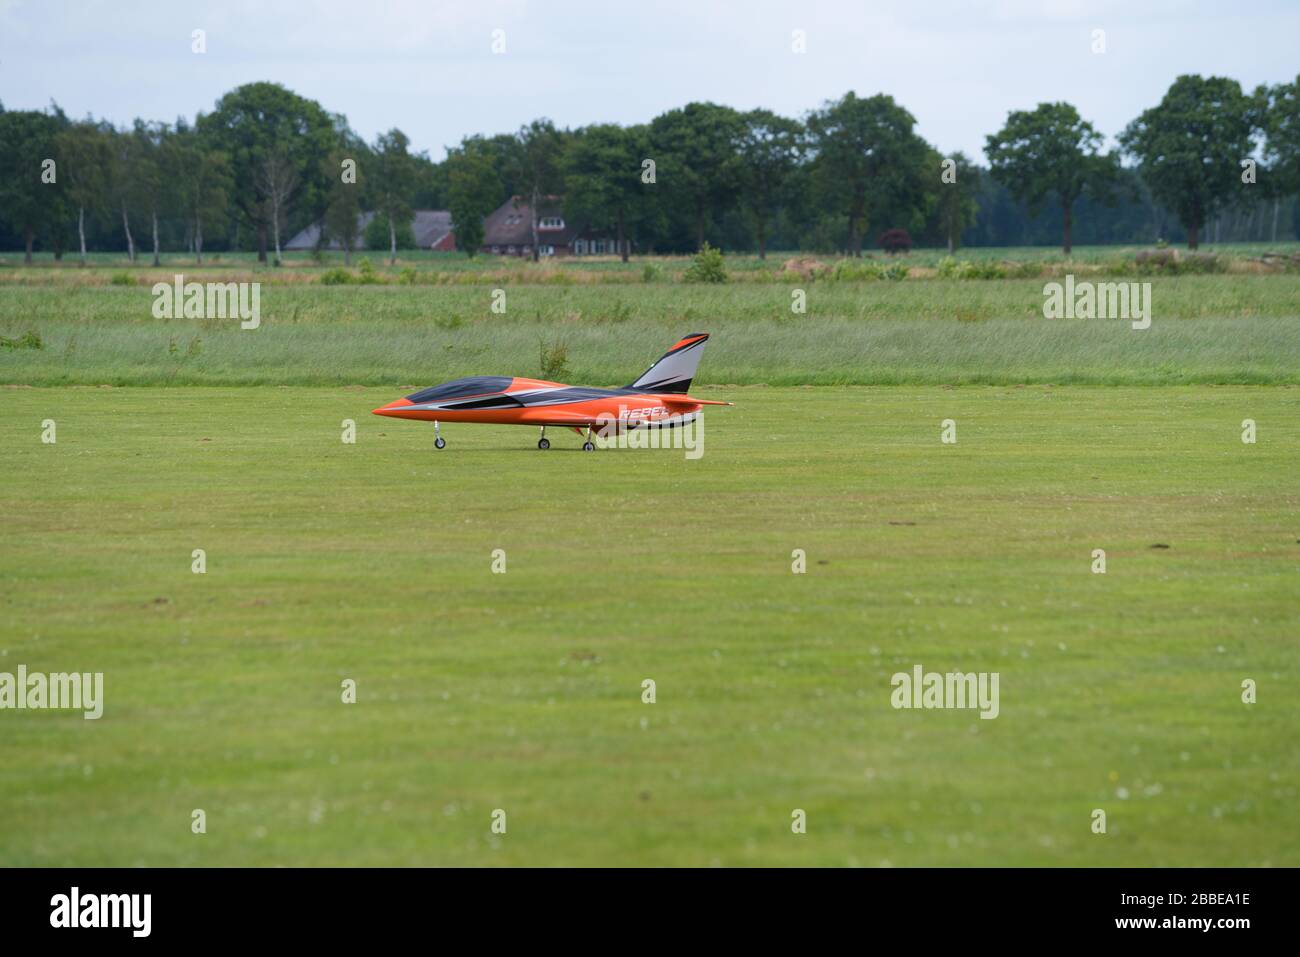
[
  {"x1": 121, "y1": 202, "x2": 136, "y2": 262},
  {"x1": 78, "y1": 207, "x2": 87, "y2": 266},
  {"x1": 1062, "y1": 201, "x2": 1073, "y2": 255},
  {"x1": 270, "y1": 200, "x2": 282, "y2": 265},
  {"x1": 343, "y1": 241, "x2": 351, "y2": 267},
  {"x1": 195, "y1": 216, "x2": 204, "y2": 266},
  {"x1": 947, "y1": 230, "x2": 954, "y2": 255},
  {"x1": 757, "y1": 217, "x2": 767, "y2": 260},
  {"x1": 257, "y1": 223, "x2": 268, "y2": 263},
  {"x1": 1272, "y1": 198, "x2": 1280, "y2": 242},
  {"x1": 389, "y1": 216, "x2": 398, "y2": 265},
  {"x1": 151, "y1": 210, "x2": 161, "y2": 267},
  {"x1": 531, "y1": 187, "x2": 540, "y2": 263},
  {"x1": 1188, "y1": 223, "x2": 1199, "y2": 250},
  {"x1": 618, "y1": 209, "x2": 628, "y2": 263},
  {"x1": 24, "y1": 227, "x2": 34, "y2": 265},
  {"x1": 696, "y1": 204, "x2": 706, "y2": 251}
]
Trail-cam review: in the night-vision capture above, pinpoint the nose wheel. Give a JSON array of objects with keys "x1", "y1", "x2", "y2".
[{"x1": 538, "y1": 426, "x2": 550, "y2": 450}]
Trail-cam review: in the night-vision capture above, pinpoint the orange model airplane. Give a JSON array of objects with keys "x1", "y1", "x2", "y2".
[{"x1": 372, "y1": 333, "x2": 729, "y2": 450}]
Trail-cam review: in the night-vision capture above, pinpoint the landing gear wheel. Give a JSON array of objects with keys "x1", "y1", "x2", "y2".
[
  {"x1": 538, "y1": 438, "x2": 551, "y2": 450},
  {"x1": 434, "y1": 437, "x2": 446, "y2": 449},
  {"x1": 582, "y1": 441, "x2": 595, "y2": 452}
]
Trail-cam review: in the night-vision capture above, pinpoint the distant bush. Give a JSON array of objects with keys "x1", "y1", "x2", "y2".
[
  {"x1": 882, "y1": 262, "x2": 910, "y2": 281},
  {"x1": 539, "y1": 339, "x2": 570, "y2": 381},
  {"x1": 1135, "y1": 250, "x2": 1225, "y2": 276},
  {"x1": 642, "y1": 263, "x2": 663, "y2": 282},
  {"x1": 938, "y1": 258, "x2": 1006, "y2": 280},
  {"x1": 878, "y1": 228, "x2": 913, "y2": 254},
  {"x1": 356, "y1": 258, "x2": 382, "y2": 284},
  {"x1": 398, "y1": 267, "x2": 418, "y2": 285},
  {"x1": 1005, "y1": 261, "x2": 1043, "y2": 279},
  {"x1": 830, "y1": 259, "x2": 882, "y2": 281},
  {"x1": 682, "y1": 243, "x2": 728, "y2": 283},
  {"x1": 319, "y1": 268, "x2": 354, "y2": 285},
  {"x1": 109, "y1": 272, "x2": 135, "y2": 286}
]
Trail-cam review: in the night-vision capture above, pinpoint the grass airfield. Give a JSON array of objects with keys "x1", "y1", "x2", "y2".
[{"x1": 1, "y1": 383, "x2": 1296, "y2": 866}]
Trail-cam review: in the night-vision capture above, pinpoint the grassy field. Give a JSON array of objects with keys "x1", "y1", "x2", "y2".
[
  {"x1": 0, "y1": 384, "x2": 1297, "y2": 866},
  {"x1": 5, "y1": 240, "x2": 1300, "y2": 275},
  {"x1": 3, "y1": 277, "x2": 1299, "y2": 386}
]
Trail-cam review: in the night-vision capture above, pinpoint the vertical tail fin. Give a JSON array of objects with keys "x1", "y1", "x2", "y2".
[{"x1": 626, "y1": 333, "x2": 709, "y2": 394}]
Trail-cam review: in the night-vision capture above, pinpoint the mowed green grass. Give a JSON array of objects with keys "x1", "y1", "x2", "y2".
[{"x1": 1, "y1": 385, "x2": 1296, "y2": 866}]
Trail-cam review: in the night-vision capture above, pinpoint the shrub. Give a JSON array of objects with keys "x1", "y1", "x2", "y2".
[
  {"x1": 109, "y1": 272, "x2": 136, "y2": 286},
  {"x1": 830, "y1": 259, "x2": 882, "y2": 281},
  {"x1": 398, "y1": 267, "x2": 418, "y2": 285},
  {"x1": 642, "y1": 263, "x2": 663, "y2": 282},
  {"x1": 682, "y1": 242, "x2": 728, "y2": 283},
  {"x1": 539, "y1": 339, "x2": 570, "y2": 381},
  {"x1": 356, "y1": 257, "x2": 382, "y2": 284},
  {"x1": 878, "y1": 228, "x2": 913, "y2": 254},
  {"x1": 882, "y1": 262, "x2": 910, "y2": 281},
  {"x1": 319, "y1": 268, "x2": 354, "y2": 285}
]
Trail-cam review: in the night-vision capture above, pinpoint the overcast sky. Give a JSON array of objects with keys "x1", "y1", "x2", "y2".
[{"x1": 1, "y1": 0, "x2": 1295, "y2": 162}]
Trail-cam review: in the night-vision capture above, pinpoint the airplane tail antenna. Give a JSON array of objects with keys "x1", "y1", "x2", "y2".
[{"x1": 626, "y1": 333, "x2": 709, "y2": 394}]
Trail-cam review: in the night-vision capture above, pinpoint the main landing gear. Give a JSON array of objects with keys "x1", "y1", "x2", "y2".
[
  {"x1": 538, "y1": 426, "x2": 550, "y2": 450},
  {"x1": 582, "y1": 425, "x2": 595, "y2": 452},
  {"x1": 434, "y1": 421, "x2": 446, "y2": 449}
]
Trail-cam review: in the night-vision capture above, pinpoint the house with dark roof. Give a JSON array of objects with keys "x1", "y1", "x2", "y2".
[
  {"x1": 481, "y1": 196, "x2": 628, "y2": 258},
  {"x1": 285, "y1": 210, "x2": 455, "y2": 251}
]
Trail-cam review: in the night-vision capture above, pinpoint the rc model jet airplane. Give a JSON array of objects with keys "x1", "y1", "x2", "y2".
[{"x1": 372, "y1": 333, "x2": 728, "y2": 450}]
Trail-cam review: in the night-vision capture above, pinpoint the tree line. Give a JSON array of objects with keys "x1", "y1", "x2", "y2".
[{"x1": 1, "y1": 74, "x2": 1298, "y2": 264}]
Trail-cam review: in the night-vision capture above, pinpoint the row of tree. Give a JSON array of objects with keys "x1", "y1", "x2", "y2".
[{"x1": 2, "y1": 74, "x2": 1298, "y2": 263}]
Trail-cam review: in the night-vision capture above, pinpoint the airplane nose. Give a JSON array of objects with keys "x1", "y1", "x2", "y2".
[{"x1": 372, "y1": 398, "x2": 413, "y2": 417}]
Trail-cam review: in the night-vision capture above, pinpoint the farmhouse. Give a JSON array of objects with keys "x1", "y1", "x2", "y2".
[
  {"x1": 285, "y1": 210, "x2": 455, "y2": 251},
  {"x1": 481, "y1": 195, "x2": 628, "y2": 258}
]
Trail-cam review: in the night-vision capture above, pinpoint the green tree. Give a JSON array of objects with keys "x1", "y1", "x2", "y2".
[
  {"x1": 1260, "y1": 75, "x2": 1300, "y2": 241},
  {"x1": 935, "y1": 151, "x2": 981, "y2": 253},
  {"x1": 107, "y1": 125, "x2": 146, "y2": 261},
  {"x1": 511, "y1": 119, "x2": 566, "y2": 262},
  {"x1": 130, "y1": 119, "x2": 170, "y2": 266},
  {"x1": 563, "y1": 123, "x2": 648, "y2": 262},
  {"x1": 736, "y1": 109, "x2": 803, "y2": 259},
  {"x1": 0, "y1": 105, "x2": 67, "y2": 263},
  {"x1": 985, "y1": 102, "x2": 1118, "y2": 255},
  {"x1": 446, "y1": 146, "x2": 502, "y2": 258},
  {"x1": 166, "y1": 121, "x2": 232, "y2": 265},
  {"x1": 807, "y1": 92, "x2": 930, "y2": 256},
  {"x1": 323, "y1": 148, "x2": 362, "y2": 265},
  {"x1": 55, "y1": 120, "x2": 112, "y2": 265},
  {"x1": 197, "y1": 82, "x2": 338, "y2": 262},
  {"x1": 1120, "y1": 75, "x2": 1258, "y2": 250},
  {"x1": 369, "y1": 129, "x2": 417, "y2": 264},
  {"x1": 650, "y1": 102, "x2": 745, "y2": 250}
]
